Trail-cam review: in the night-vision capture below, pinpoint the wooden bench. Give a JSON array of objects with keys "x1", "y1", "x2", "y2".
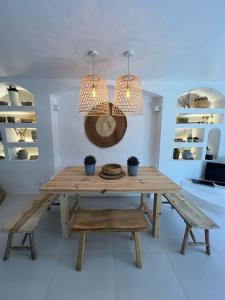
[
  {"x1": 2, "y1": 193, "x2": 54, "y2": 261},
  {"x1": 163, "y1": 193, "x2": 219, "y2": 255},
  {"x1": 70, "y1": 209, "x2": 148, "y2": 271}
]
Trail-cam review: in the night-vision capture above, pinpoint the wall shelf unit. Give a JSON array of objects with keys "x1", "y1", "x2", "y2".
[
  {"x1": 0, "y1": 83, "x2": 39, "y2": 162},
  {"x1": 174, "y1": 88, "x2": 225, "y2": 162}
]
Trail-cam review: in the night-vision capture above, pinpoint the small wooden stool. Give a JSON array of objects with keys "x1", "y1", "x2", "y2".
[{"x1": 70, "y1": 209, "x2": 148, "y2": 271}]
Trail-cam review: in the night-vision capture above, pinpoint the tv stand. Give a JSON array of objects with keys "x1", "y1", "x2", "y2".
[{"x1": 181, "y1": 179, "x2": 225, "y2": 210}]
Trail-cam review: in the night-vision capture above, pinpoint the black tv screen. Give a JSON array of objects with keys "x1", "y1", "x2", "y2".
[{"x1": 204, "y1": 162, "x2": 225, "y2": 183}]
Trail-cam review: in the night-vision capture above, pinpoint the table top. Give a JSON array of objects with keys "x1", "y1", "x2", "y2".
[{"x1": 40, "y1": 166, "x2": 180, "y2": 194}]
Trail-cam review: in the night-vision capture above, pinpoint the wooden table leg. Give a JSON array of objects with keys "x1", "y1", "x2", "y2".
[
  {"x1": 76, "y1": 232, "x2": 86, "y2": 271},
  {"x1": 140, "y1": 193, "x2": 147, "y2": 209},
  {"x1": 152, "y1": 193, "x2": 162, "y2": 238},
  {"x1": 133, "y1": 231, "x2": 142, "y2": 268},
  {"x1": 59, "y1": 193, "x2": 69, "y2": 239}
]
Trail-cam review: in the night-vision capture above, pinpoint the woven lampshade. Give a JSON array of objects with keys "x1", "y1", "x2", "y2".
[
  {"x1": 112, "y1": 74, "x2": 143, "y2": 116},
  {"x1": 78, "y1": 74, "x2": 109, "y2": 116}
]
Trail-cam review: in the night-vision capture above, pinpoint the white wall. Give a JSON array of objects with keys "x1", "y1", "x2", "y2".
[
  {"x1": 51, "y1": 88, "x2": 162, "y2": 171},
  {"x1": 0, "y1": 77, "x2": 225, "y2": 194}
]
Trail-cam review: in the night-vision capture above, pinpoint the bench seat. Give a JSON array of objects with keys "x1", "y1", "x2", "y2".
[
  {"x1": 71, "y1": 209, "x2": 148, "y2": 271},
  {"x1": 71, "y1": 209, "x2": 148, "y2": 232},
  {"x1": 2, "y1": 193, "x2": 54, "y2": 260},
  {"x1": 163, "y1": 193, "x2": 219, "y2": 255}
]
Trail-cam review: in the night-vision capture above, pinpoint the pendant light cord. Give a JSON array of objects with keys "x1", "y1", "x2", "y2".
[
  {"x1": 92, "y1": 55, "x2": 95, "y2": 77},
  {"x1": 127, "y1": 55, "x2": 130, "y2": 75}
]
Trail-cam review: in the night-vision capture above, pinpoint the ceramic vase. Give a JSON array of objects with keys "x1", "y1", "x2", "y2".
[{"x1": 8, "y1": 90, "x2": 19, "y2": 106}]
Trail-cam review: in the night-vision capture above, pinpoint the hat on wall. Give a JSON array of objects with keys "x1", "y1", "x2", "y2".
[{"x1": 85, "y1": 103, "x2": 127, "y2": 148}]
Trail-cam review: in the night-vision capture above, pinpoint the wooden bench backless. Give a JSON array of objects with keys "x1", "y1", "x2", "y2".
[
  {"x1": 3, "y1": 193, "x2": 54, "y2": 260},
  {"x1": 163, "y1": 193, "x2": 219, "y2": 254},
  {"x1": 71, "y1": 209, "x2": 148, "y2": 271}
]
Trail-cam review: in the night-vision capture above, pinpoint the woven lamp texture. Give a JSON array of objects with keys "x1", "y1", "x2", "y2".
[
  {"x1": 78, "y1": 74, "x2": 109, "y2": 116},
  {"x1": 112, "y1": 74, "x2": 143, "y2": 116}
]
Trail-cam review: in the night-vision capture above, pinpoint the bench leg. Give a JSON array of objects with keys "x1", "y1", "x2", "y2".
[
  {"x1": 190, "y1": 230, "x2": 196, "y2": 242},
  {"x1": 76, "y1": 233, "x2": 86, "y2": 271},
  {"x1": 3, "y1": 233, "x2": 14, "y2": 261},
  {"x1": 205, "y1": 229, "x2": 210, "y2": 255},
  {"x1": 130, "y1": 232, "x2": 135, "y2": 240},
  {"x1": 21, "y1": 233, "x2": 29, "y2": 245},
  {"x1": 29, "y1": 231, "x2": 37, "y2": 260},
  {"x1": 133, "y1": 232, "x2": 142, "y2": 268},
  {"x1": 181, "y1": 225, "x2": 191, "y2": 255}
]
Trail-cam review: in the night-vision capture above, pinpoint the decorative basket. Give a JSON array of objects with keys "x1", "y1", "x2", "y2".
[{"x1": 192, "y1": 96, "x2": 210, "y2": 108}]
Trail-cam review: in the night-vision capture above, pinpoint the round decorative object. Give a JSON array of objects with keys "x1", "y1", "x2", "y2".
[
  {"x1": 99, "y1": 171, "x2": 125, "y2": 180},
  {"x1": 182, "y1": 149, "x2": 193, "y2": 160},
  {"x1": 102, "y1": 164, "x2": 122, "y2": 176},
  {"x1": 85, "y1": 103, "x2": 127, "y2": 148}
]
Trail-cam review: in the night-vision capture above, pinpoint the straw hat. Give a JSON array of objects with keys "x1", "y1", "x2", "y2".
[{"x1": 85, "y1": 103, "x2": 127, "y2": 148}]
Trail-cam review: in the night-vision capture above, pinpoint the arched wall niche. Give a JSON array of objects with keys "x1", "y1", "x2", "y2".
[
  {"x1": 177, "y1": 87, "x2": 225, "y2": 108},
  {"x1": 0, "y1": 83, "x2": 34, "y2": 106},
  {"x1": 206, "y1": 128, "x2": 221, "y2": 160}
]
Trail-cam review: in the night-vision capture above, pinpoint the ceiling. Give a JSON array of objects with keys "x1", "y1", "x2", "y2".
[{"x1": 0, "y1": 0, "x2": 225, "y2": 80}]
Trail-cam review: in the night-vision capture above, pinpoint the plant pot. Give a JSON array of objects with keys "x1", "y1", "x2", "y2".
[
  {"x1": 85, "y1": 164, "x2": 95, "y2": 176},
  {"x1": 8, "y1": 89, "x2": 19, "y2": 106},
  {"x1": 128, "y1": 165, "x2": 138, "y2": 176}
]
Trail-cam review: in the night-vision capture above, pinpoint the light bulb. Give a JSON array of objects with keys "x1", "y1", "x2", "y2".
[
  {"x1": 92, "y1": 85, "x2": 96, "y2": 98},
  {"x1": 126, "y1": 85, "x2": 130, "y2": 99}
]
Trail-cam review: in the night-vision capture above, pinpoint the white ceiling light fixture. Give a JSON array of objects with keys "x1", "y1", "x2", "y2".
[
  {"x1": 112, "y1": 50, "x2": 143, "y2": 116},
  {"x1": 78, "y1": 50, "x2": 109, "y2": 116}
]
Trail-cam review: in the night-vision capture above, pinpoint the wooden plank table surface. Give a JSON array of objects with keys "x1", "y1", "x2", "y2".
[{"x1": 40, "y1": 166, "x2": 180, "y2": 239}]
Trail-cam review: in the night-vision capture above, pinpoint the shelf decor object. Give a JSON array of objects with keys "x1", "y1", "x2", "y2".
[
  {"x1": 14, "y1": 128, "x2": 27, "y2": 142},
  {"x1": 85, "y1": 103, "x2": 127, "y2": 148},
  {"x1": 78, "y1": 50, "x2": 109, "y2": 116},
  {"x1": 112, "y1": 50, "x2": 143, "y2": 116},
  {"x1": 7, "y1": 85, "x2": 19, "y2": 106},
  {"x1": 192, "y1": 96, "x2": 210, "y2": 108}
]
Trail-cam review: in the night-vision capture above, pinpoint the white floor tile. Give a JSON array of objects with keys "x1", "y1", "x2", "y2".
[
  {"x1": 45, "y1": 254, "x2": 116, "y2": 300},
  {"x1": 115, "y1": 252, "x2": 187, "y2": 300},
  {"x1": 167, "y1": 252, "x2": 225, "y2": 300},
  {"x1": 0, "y1": 255, "x2": 58, "y2": 300}
]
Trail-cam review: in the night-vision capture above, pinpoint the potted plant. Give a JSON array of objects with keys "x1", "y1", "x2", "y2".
[
  {"x1": 127, "y1": 156, "x2": 140, "y2": 176},
  {"x1": 7, "y1": 85, "x2": 19, "y2": 106},
  {"x1": 84, "y1": 155, "x2": 96, "y2": 176}
]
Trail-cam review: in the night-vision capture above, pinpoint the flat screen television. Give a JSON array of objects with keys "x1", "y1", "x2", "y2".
[{"x1": 204, "y1": 162, "x2": 225, "y2": 183}]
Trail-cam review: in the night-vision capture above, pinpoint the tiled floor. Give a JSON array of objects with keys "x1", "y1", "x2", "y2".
[{"x1": 1, "y1": 195, "x2": 225, "y2": 300}]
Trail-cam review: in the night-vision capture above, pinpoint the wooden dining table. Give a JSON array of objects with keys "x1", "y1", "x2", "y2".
[{"x1": 40, "y1": 166, "x2": 180, "y2": 239}]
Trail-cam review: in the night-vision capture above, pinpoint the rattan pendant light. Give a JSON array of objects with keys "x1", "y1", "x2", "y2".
[
  {"x1": 112, "y1": 51, "x2": 143, "y2": 116},
  {"x1": 78, "y1": 50, "x2": 109, "y2": 116}
]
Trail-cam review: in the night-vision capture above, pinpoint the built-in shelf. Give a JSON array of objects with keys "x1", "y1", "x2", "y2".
[
  {"x1": 176, "y1": 113, "x2": 224, "y2": 125},
  {"x1": 0, "y1": 83, "x2": 38, "y2": 162},
  {"x1": 174, "y1": 128, "x2": 205, "y2": 143},
  {"x1": 0, "y1": 111, "x2": 36, "y2": 124},
  {"x1": 174, "y1": 88, "x2": 224, "y2": 162},
  {"x1": 0, "y1": 105, "x2": 34, "y2": 111},
  {"x1": 5, "y1": 127, "x2": 37, "y2": 143},
  {"x1": 173, "y1": 147, "x2": 203, "y2": 160},
  {"x1": 8, "y1": 146, "x2": 39, "y2": 161}
]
